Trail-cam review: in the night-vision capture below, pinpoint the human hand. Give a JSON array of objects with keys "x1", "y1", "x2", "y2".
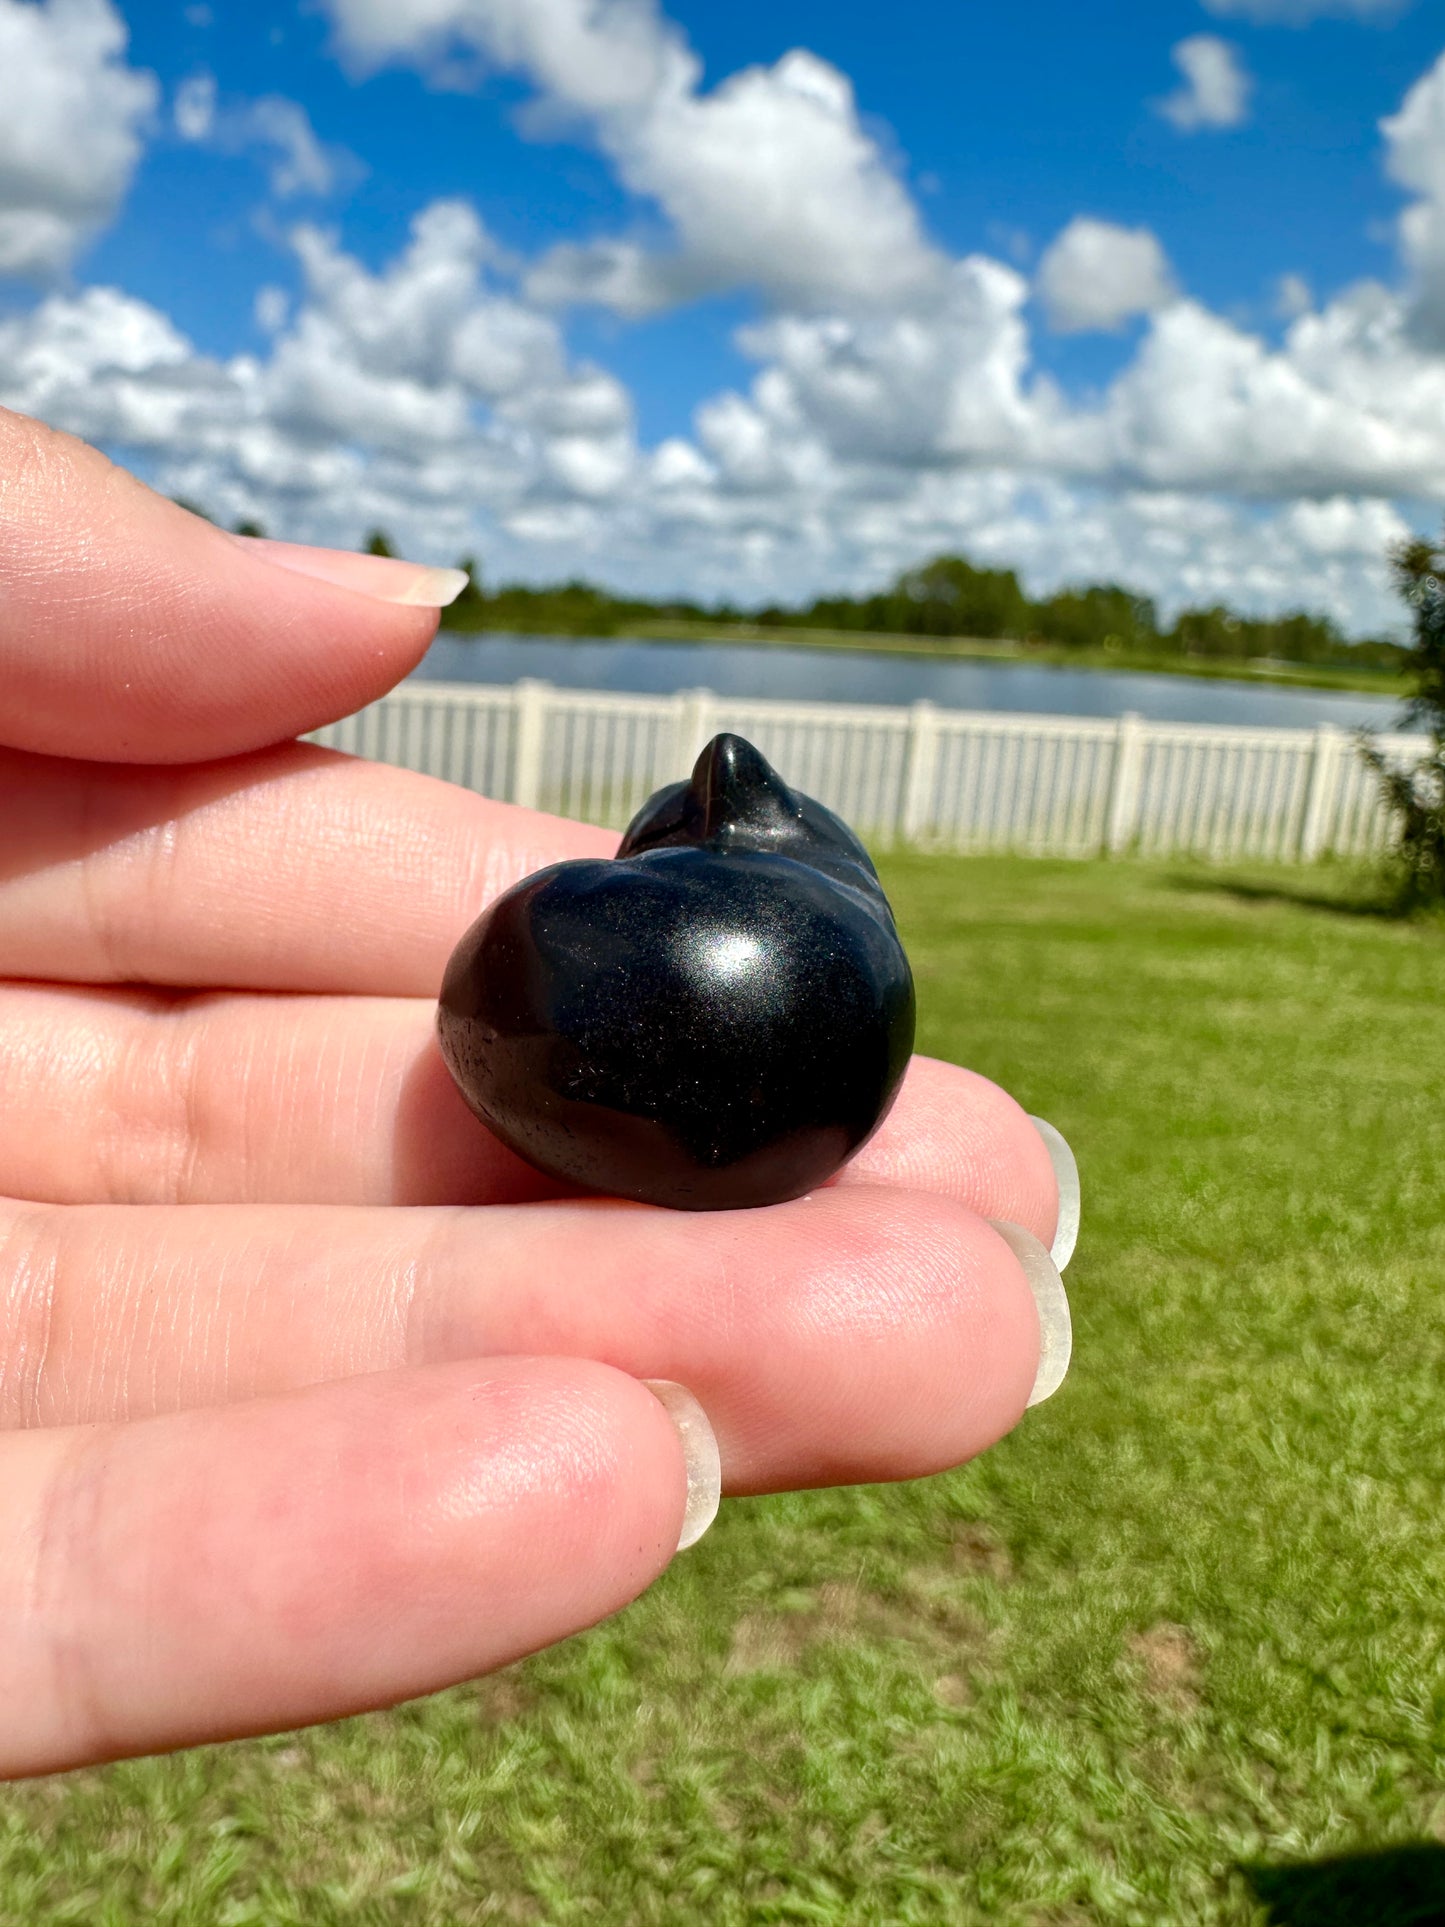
[{"x1": 0, "y1": 410, "x2": 1077, "y2": 1777}]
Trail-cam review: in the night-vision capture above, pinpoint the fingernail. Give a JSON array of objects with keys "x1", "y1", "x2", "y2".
[
  {"x1": 1028, "y1": 1115, "x2": 1080, "y2": 1271},
  {"x1": 987, "y1": 1220, "x2": 1072, "y2": 1408},
  {"x1": 232, "y1": 534, "x2": 468, "y2": 607},
  {"x1": 643, "y1": 1380, "x2": 721, "y2": 1551}
]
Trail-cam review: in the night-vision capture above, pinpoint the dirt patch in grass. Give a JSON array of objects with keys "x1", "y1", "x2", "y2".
[
  {"x1": 1127, "y1": 1622, "x2": 1205, "y2": 1715},
  {"x1": 931, "y1": 1671, "x2": 973, "y2": 1708},
  {"x1": 726, "y1": 1574, "x2": 992, "y2": 1677},
  {"x1": 948, "y1": 1519, "x2": 1014, "y2": 1582},
  {"x1": 470, "y1": 1669, "x2": 539, "y2": 1727}
]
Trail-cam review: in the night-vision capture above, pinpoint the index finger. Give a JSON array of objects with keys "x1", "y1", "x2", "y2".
[{"x1": 0, "y1": 409, "x2": 460, "y2": 763}]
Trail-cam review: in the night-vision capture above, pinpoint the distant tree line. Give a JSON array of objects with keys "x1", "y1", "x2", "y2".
[
  {"x1": 746, "y1": 555, "x2": 1402, "y2": 670},
  {"x1": 194, "y1": 509, "x2": 1404, "y2": 672},
  {"x1": 445, "y1": 549, "x2": 1403, "y2": 671}
]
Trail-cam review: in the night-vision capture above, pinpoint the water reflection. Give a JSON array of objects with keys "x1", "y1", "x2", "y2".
[{"x1": 415, "y1": 632, "x2": 1407, "y2": 732}]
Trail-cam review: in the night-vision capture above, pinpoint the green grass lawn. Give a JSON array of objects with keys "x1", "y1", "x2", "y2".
[{"x1": 3, "y1": 856, "x2": 1444, "y2": 1925}]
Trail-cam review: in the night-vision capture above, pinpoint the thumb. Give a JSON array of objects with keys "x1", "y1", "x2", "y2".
[{"x1": 0, "y1": 408, "x2": 465, "y2": 763}]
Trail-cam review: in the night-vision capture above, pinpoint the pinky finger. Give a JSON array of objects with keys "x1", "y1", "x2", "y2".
[{"x1": 1, "y1": 1358, "x2": 708, "y2": 1779}]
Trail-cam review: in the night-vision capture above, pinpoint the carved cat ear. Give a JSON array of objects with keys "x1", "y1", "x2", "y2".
[
  {"x1": 618, "y1": 735, "x2": 798, "y2": 856},
  {"x1": 682, "y1": 734, "x2": 802, "y2": 843},
  {"x1": 618, "y1": 734, "x2": 880, "y2": 888}
]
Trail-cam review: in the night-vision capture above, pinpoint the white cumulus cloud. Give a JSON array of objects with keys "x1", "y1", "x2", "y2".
[
  {"x1": 173, "y1": 71, "x2": 215, "y2": 141},
  {"x1": 1158, "y1": 35, "x2": 1252, "y2": 132},
  {"x1": 174, "y1": 72, "x2": 356, "y2": 198},
  {"x1": 3, "y1": 179, "x2": 1437, "y2": 634},
  {"x1": 0, "y1": 202, "x2": 643, "y2": 561},
  {"x1": 0, "y1": 0, "x2": 156, "y2": 278},
  {"x1": 1097, "y1": 291, "x2": 1445, "y2": 498},
  {"x1": 326, "y1": 0, "x2": 689, "y2": 115},
  {"x1": 323, "y1": 0, "x2": 938, "y2": 313},
  {"x1": 253, "y1": 284, "x2": 290, "y2": 334},
  {"x1": 1036, "y1": 219, "x2": 1177, "y2": 333},
  {"x1": 1382, "y1": 47, "x2": 1445, "y2": 346},
  {"x1": 1202, "y1": 0, "x2": 1405, "y2": 22}
]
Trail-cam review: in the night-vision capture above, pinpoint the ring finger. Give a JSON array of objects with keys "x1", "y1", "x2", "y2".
[{"x1": 0, "y1": 1184, "x2": 1060, "y2": 1492}]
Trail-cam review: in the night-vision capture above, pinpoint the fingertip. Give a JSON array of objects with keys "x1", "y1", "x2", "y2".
[
  {"x1": 0, "y1": 410, "x2": 443, "y2": 762},
  {"x1": 842, "y1": 1055, "x2": 1061, "y2": 1247},
  {"x1": 428, "y1": 1356, "x2": 696, "y2": 1594},
  {"x1": 894, "y1": 1193, "x2": 1047, "y2": 1463},
  {"x1": 668, "y1": 1186, "x2": 1044, "y2": 1493},
  {"x1": 232, "y1": 535, "x2": 468, "y2": 609}
]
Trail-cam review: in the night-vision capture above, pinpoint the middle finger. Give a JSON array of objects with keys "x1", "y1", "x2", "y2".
[{"x1": 0, "y1": 983, "x2": 1059, "y2": 1234}]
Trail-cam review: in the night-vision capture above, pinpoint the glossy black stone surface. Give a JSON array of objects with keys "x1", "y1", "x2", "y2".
[{"x1": 436, "y1": 734, "x2": 915, "y2": 1210}]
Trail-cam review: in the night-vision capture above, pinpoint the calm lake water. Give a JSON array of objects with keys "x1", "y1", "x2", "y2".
[{"x1": 415, "y1": 633, "x2": 1407, "y2": 732}]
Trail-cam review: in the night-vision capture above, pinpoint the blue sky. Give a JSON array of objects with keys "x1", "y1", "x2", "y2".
[
  {"x1": 1, "y1": 0, "x2": 1444, "y2": 632},
  {"x1": 105, "y1": 0, "x2": 1437, "y2": 407}
]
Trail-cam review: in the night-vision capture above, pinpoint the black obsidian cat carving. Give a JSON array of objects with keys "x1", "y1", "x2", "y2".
[{"x1": 436, "y1": 734, "x2": 915, "y2": 1210}]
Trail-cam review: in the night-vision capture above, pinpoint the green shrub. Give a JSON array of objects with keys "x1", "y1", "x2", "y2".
[{"x1": 1361, "y1": 536, "x2": 1445, "y2": 908}]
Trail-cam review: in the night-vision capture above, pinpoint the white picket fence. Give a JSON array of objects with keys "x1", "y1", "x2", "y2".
[{"x1": 307, "y1": 678, "x2": 1425, "y2": 862}]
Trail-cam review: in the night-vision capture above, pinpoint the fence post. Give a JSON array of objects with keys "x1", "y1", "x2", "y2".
[
  {"x1": 674, "y1": 687, "x2": 716, "y2": 773},
  {"x1": 511, "y1": 679, "x2": 551, "y2": 810},
  {"x1": 901, "y1": 700, "x2": 940, "y2": 845},
  {"x1": 1298, "y1": 723, "x2": 1344, "y2": 861},
  {"x1": 1105, "y1": 712, "x2": 1146, "y2": 855}
]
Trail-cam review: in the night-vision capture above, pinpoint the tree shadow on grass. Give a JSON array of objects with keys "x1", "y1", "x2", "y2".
[
  {"x1": 1241, "y1": 1843, "x2": 1445, "y2": 1925},
  {"x1": 1165, "y1": 870, "x2": 1409, "y2": 922}
]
